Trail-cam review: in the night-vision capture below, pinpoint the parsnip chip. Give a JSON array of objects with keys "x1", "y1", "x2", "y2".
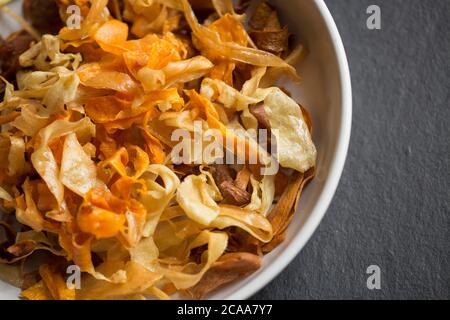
[
  {"x1": 176, "y1": 174, "x2": 220, "y2": 226},
  {"x1": 60, "y1": 133, "x2": 104, "y2": 197},
  {"x1": 262, "y1": 88, "x2": 317, "y2": 173}
]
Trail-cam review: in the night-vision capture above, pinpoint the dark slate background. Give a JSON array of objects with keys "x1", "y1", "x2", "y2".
[{"x1": 253, "y1": 0, "x2": 450, "y2": 300}]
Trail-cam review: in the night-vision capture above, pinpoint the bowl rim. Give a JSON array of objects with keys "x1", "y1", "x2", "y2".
[{"x1": 225, "y1": 0, "x2": 353, "y2": 300}]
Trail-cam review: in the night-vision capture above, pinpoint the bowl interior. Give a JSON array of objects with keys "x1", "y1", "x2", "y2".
[{"x1": 0, "y1": 0, "x2": 351, "y2": 300}]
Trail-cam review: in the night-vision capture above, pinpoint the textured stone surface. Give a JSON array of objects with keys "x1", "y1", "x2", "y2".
[{"x1": 253, "y1": 0, "x2": 450, "y2": 299}]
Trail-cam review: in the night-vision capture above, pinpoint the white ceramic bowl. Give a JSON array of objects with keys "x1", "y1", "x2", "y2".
[{"x1": 0, "y1": 0, "x2": 352, "y2": 300}]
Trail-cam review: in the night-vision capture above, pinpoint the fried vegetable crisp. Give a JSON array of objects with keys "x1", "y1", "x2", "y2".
[{"x1": 0, "y1": 0, "x2": 316, "y2": 299}]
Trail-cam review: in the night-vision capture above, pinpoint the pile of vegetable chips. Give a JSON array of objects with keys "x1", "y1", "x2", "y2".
[{"x1": 0, "y1": 0, "x2": 316, "y2": 299}]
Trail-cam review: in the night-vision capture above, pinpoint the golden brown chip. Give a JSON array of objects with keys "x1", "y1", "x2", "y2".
[
  {"x1": 186, "y1": 252, "x2": 261, "y2": 298},
  {"x1": 213, "y1": 164, "x2": 251, "y2": 206},
  {"x1": 39, "y1": 264, "x2": 75, "y2": 300},
  {"x1": 249, "y1": 1, "x2": 290, "y2": 55},
  {"x1": 7, "y1": 240, "x2": 36, "y2": 257},
  {"x1": 23, "y1": 0, "x2": 63, "y2": 35},
  {"x1": 250, "y1": 27, "x2": 289, "y2": 54},
  {"x1": 250, "y1": 1, "x2": 275, "y2": 31},
  {"x1": 234, "y1": 166, "x2": 251, "y2": 191},
  {"x1": 0, "y1": 30, "x2": 34, "y2": 80},
  {"x1": 249, "y1": 103, "x2": 271, "y2": 129},
  {"x1": 263, "y1": 168, "x2": 315, "y2": 251}
]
